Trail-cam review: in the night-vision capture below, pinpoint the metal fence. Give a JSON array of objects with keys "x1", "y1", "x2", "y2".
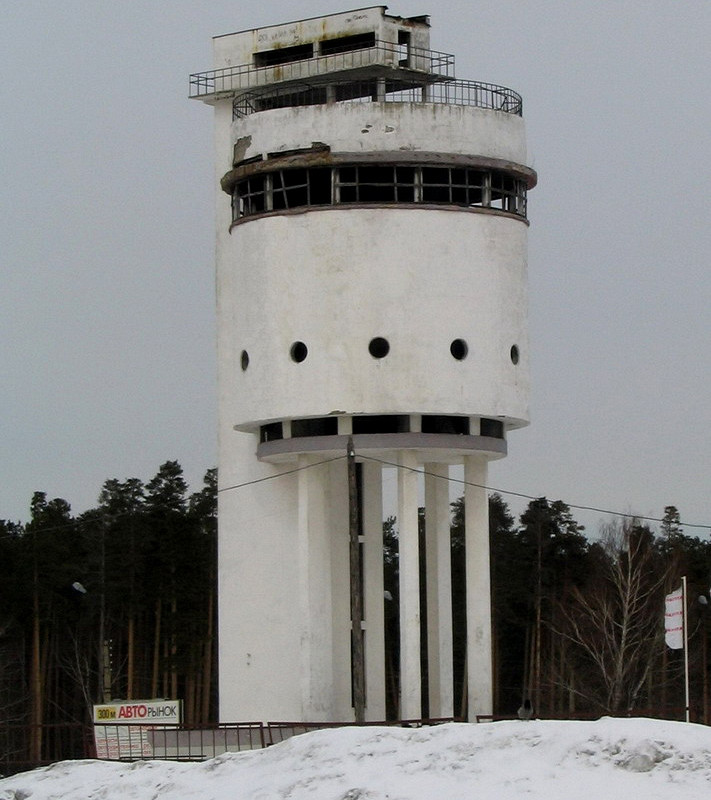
[
  {"x1": 0, "y1": 722, "x2": 264, "y2": 776},
  {"x1": 91, "y1": 722, "x2": 265, "y2": 761},
  {"x1": 189, "y1": 40, "x2": 454, "y2": 99},
  {"x1": 232, "y1": 78, "x2": 523, "y2": 118},
  {"x1": 264, "y1": 717, "x2": 456, "y2": 746},
  {"x1": 3, "y1": 710, "x2": 702, "y2": 776}
]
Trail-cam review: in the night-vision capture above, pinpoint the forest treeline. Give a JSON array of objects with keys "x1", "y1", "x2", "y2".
[
  {"x1": 1, "y1": 460, "x2": 710, "y2": 761},
  {"x1": 0, "y1": 461, "x2": 218, "y2": 766}
]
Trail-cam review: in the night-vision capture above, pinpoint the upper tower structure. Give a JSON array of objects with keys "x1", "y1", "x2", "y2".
[{"x1": 192, "y1": 7, "x2": 536, "y2": 724}]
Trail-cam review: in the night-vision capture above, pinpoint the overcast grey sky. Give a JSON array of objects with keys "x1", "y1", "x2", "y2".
[{"x1": 2, "y1": 1, "x2": 710, "y2": 534}]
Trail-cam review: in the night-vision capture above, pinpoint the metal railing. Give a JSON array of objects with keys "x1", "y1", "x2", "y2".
[
  {"x1": 2, "y1": 710, "x2": 706, "y2": 775},
  {"x1": 232, "y1": 77, "x2": 523, "y2": 118},
  {"x1": 265, "y1": 717, "x2": 457, "y2": 746},
  {"x1": 189, "y1": 40, "x2": 454, "y2": 99},
  {"x1": 91, "y1": 722, "x2": 265, "y2": 761}
]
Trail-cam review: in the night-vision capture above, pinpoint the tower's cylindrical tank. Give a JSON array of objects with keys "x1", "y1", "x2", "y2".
[{"x1": 219, "y1": 102, "x2": 534, "y2": 433}]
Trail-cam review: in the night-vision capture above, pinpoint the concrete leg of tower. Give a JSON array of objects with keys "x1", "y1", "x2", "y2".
[
  {"x1": 217, "y1": 432, "x2": 304, "y2": 722},
  {"x1": 398, "y1": 449, "x2": 421, "y2": 720},
  {"x1": 464, "y1": 456, "x2": 493, "y2": 721},
  {"x1": 297, "y1": 455, "x2": 338, "y2": 720},
  {"x1": 425, "y1": 463, "x2": 453, "y2": 718},
  {"x1": 362, "y1": 460, "x2": 386, "y2": 721},
  {"x1": 327, "y1": 461, "x2": 354, "y2": 721}
]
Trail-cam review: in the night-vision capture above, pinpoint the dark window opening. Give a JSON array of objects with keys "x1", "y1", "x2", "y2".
[
  {"x1": 421, "y1": 415, "x2": 470, "y2": 435},
  {"x1": 260, "y1": 422, "x2": 283, "y2": 443},
  {"x1": 510, "y1": 344, "x2": 520, "y2": 365},
  {"x1": 352, "y1": 415, "x2": 410, "y2": 434},
  {"x1": 240, "y1": 350, "x2": 249, "y2": 371},
  {"x1": 422, "y1": 168, "x2": 451, "y2": 204},
  {"x1": 368, "y1": 337, "x2": 390, "y2": 358},
  {"x1": 480, "y1": 418, "x2": 504, "y2": 439},
  {"x1": 397, "y1": 30, "x2": 411, "y2": 67},
  {"x1": 274, "y1": 169, "x2": 309, "y2": 210},
  {"x1": 336, "y1": 80, "x2": 378, "y2": 102},
  {"x1": 450, "y1": 339, "x2": 468, "y2": 360},
  {"x1": 320, "y1": 32, "x2": 376, "y2": 56},
  {"x1": 290, "y1": 341, "x2": 308, "y2": 363},
  {"x1": 309, "y1": 168, "x2": 332, "y2": 205},
  {"x1": 291, "y1": 417, "x2": 338, "y2": 437},
  {"x1": 236, "y1": 174, "x2": 265, "y2": 217},
  {"x1": 254, "y1": 43, "x2": 314, "y2": 68},
  {"x1": 232, "y1": 164, "x2": 527, "y2": 220},
  {"x1": 257, "y1": 86, "x2": 328, "y2": 112}
]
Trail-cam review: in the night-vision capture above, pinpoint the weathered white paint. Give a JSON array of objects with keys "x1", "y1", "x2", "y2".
[
  {"x1": 231, "y1": 102, "x2": 530, "y2": 171},
  {"x1": 425, "y1": 463, "x2": 453, "y2": 718},
  {"x1": 464, "y1": 456, "x2": 493, "y2": 720},
  {"x1": 206, "y1": 9, "x2": 533, "y2": 725},
  {"x1": 397, "y1": 449, "x2": 421, "y2": 720},
  {"x1": 221, "y1": 207, "x2": 529, "y2": 430},
  {"x1": 213, "y1": 7, "x2": 431, "y2": 74},
  {"x1": 297, "y1": 455, "x2": 335, "y2": 719}
]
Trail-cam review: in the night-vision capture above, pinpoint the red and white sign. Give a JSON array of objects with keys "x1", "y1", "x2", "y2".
[
  {"x1": 93, "y1": 700, "x2": 181, "y2": 724},
  {"x1": 93, "y1": 700, "x2": 182, "y2": 760},
  {"x1": 664, "y1": 587, "x2": 684, "y2": 650}
]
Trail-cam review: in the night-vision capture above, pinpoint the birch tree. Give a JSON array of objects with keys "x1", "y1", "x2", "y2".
[{"x1": 555, "y1": 519, "x2": 670, "y2": 713}]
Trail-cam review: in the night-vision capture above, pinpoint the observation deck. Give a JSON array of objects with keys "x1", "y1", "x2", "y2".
[{"x1": 189, "y1": 39, "x2": 522, "y2": 117}]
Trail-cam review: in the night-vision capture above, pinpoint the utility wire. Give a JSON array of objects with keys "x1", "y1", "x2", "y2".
[
  {"x1": 217, "y1": 455, "x2": 346, "y2": 494},
  {"x1": 359, "y1": 453, "x2": 711, "y2": 531},
  {"x1": 9, "y1": 450, "x2": 710, "y2": 533}
]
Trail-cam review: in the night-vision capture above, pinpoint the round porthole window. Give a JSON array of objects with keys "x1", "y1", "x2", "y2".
[
  {"x1": 510, "y1": 345, "x2": 520, "y2": 365},
  {"x1": 290, "y1": 341, "x2": 308, "y2": 363},
  {"x1": 240, "y1": 350, "x2": 249, "y2": 371},
  {"x1": 450, "y1": 339, "x2": 468, "y2": 360},
  {"x1": 369, "y1": 337, "x2": 390, "y2": 359}
]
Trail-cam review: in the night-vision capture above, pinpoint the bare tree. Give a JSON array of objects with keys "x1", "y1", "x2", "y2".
[{"x1": 554, "y1": 519, "x2": 671, "y2": 714}]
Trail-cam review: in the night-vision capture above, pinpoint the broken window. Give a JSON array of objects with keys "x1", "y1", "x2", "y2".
[{"x1": 231, "y1": 164, "x2": 527, "y2": 220}]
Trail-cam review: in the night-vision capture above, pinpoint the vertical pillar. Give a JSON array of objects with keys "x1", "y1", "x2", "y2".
[
  {"x1": 297, "y1": 455, "x2": 333, "y2": 719},
  {"x1": 424, "y1": 463, "x2": 453, "y2": 718},
  {"x1": 464, "y1": 456, "x2": 492, "y2": 721},
  {"x1": 398, "y1": 450, "x2": 421, "y2": 720},
  {"x1": 362, "y1": 460, "x2": 386, "y2": 720},
  {"x1": 328, "y1": 461, "x2": 353, "y2": 720}
]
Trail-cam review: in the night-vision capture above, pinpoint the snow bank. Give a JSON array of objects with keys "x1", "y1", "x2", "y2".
[{"x1": 2, "y1": 717, "x2": 711, "y2": 800}]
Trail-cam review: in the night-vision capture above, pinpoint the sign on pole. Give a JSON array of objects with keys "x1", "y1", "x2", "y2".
[
  {"x1": 664, "y1": 586, "x2": 684, "y2": 650},
  {"x1": 664, "y1": 580, "x2": 690, "y2": 723}
]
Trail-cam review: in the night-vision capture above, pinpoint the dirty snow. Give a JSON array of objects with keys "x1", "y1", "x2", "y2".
[{"x1": 2, "y1": 717, "x2": 711, "y2": 799}]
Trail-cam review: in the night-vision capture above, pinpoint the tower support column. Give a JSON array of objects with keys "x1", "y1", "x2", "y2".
[
  {"x1": 362, "y1": 460, "x2": 386, "y2": 720},
  {"x1": 297, "y1": 455, "x2": 334, "y2": 719},
  {"x1": 326, "y1": 461, "x2": 354, "y2": 720},
  {"x1": 398, "y1": 450, "x2": 421, "y2": 719},
  {"x1": 424, "y1": 463, "x2": 453, "y2": 718},
  {"x1": 464, "y1": 456, "x2": 492, "y2": 720}
]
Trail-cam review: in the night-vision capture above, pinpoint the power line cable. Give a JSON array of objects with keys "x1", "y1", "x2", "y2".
[
  {"x1": 9, "y1": 450, "x2": 709, "y2": 533},
  {"x1": 359, "y1": 453, "x2": 711, "y2": 531},
  {"x1": 217, "y1": 455, "x2": 346, "y2": 494}
]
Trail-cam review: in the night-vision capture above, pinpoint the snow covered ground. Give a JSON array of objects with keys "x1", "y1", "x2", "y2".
[{"x1": 2, "y1": 717, "x2": 711, "y2": 799}]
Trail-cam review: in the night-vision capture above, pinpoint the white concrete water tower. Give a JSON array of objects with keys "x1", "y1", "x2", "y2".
[{"x1": 190, "y1": 7, "x2": 536, "y2": 724}]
